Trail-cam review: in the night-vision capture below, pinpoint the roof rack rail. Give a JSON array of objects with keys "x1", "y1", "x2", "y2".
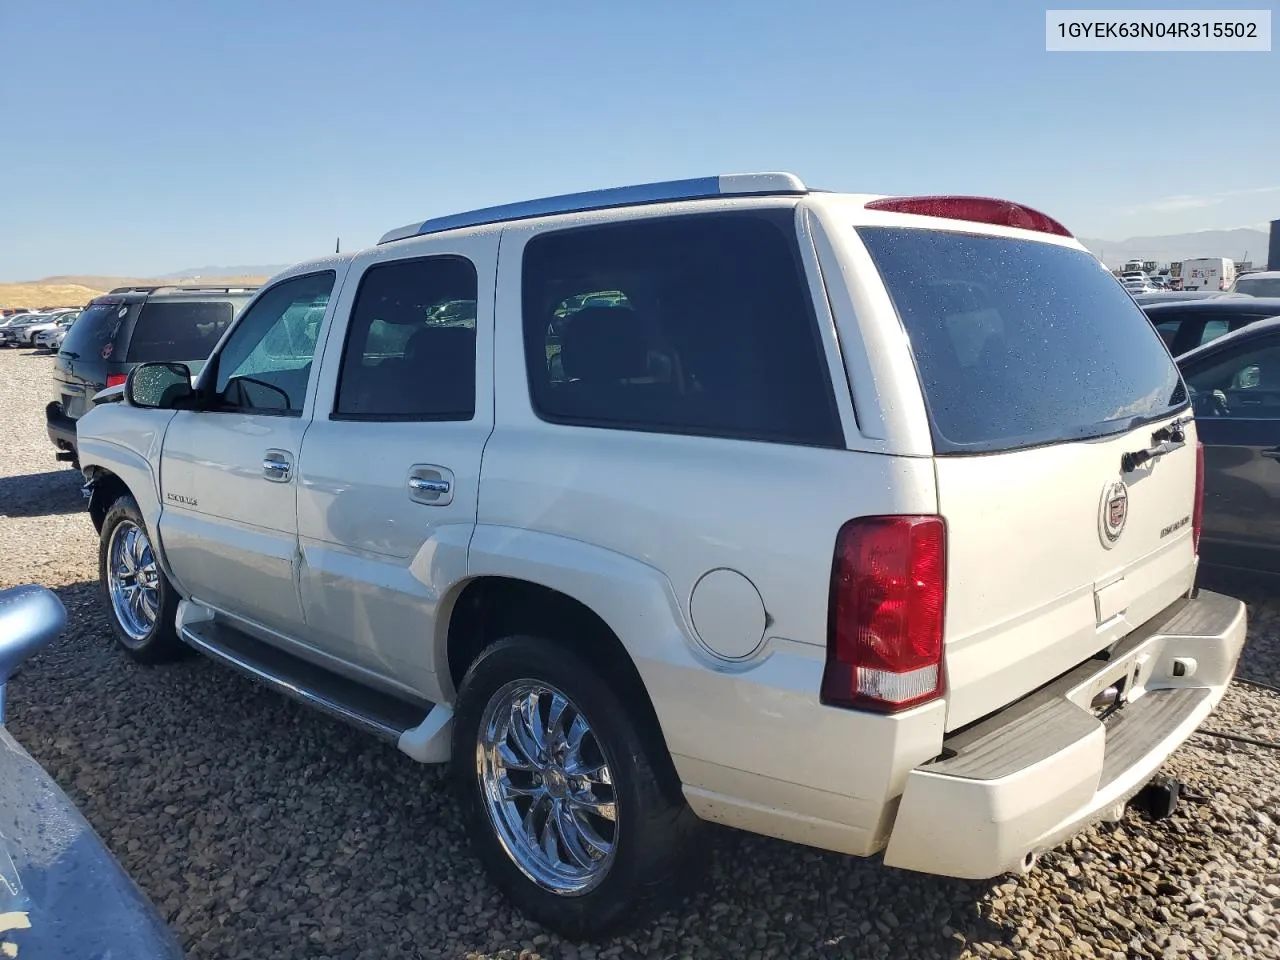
[
  {"x1": 149, "y1": 285, "x2": 261, "y2": 294},
  {"x1": 105, "y1": 284, "x2": 260, "y2": 296},
  {"x1": 378, "y1": 172, "x2": 808, "y2": 244}
]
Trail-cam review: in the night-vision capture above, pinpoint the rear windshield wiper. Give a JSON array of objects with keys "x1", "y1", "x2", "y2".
[
  {"x1": 60, "y1": 350, "x2": 79, "y2": 359},
  {"x1": 1122, "y1": 414, "x2": 1193, "y2": 473}
]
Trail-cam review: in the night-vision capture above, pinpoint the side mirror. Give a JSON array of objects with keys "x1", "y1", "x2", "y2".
[
  {"x1": 126, "y1": 362, "x2": 194, "y2": 409},
  {"x1": 0, "y1": 585, "x2": 67, "y2": 722}
]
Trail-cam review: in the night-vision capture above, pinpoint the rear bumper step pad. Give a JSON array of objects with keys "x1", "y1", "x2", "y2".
[{"x1": 883, "y1": 589, "x2": 1245, "y2": 879}]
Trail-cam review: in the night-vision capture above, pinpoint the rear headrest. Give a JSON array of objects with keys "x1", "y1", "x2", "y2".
[
  {"x1": 405, "y1": 324, "x2": 475, "y2": 364},
  {"x1": 560, "y1": 306, "x2": 649, "y2": 381}
]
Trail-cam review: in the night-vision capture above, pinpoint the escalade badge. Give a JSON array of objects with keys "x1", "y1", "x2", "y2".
[{"x1": 1098, "y1": 479, "x2": 1129, "y2": 549}]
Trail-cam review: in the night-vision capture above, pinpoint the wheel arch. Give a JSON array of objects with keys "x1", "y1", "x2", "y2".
[
  {"x1": 80, "y1": 441, "x2": 181, "y2": 592},
  {"x1": 84, "y1": 466, "x2": 131, "y2": 533},
  {"x1": 447, "y1": 527, "x2": 699, "y2": 800}
]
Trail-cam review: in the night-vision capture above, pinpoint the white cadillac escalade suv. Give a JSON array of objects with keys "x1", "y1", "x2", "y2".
[{"x1": 75, "y1": 173, "x2": 1245, "y2": 938}]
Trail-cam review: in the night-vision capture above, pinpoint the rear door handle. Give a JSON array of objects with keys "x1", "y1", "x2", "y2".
[
  {"x1": 409, "y1": 477, "x2": 450, "y2": 495},
  {"x1": 408, "y1": 465, "x2": 455, "y2": 506},
  {"x1": 263, "y1": 449, "x2": 293, "y2": 482},
  {"x1": 1262, "y1": 447, "x2": 1280, "y2": 462}
]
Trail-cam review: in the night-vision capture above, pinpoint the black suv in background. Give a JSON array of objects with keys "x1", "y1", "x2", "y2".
[{"x1": 47, "y1": 285, "x2": 258, "y2": 463}]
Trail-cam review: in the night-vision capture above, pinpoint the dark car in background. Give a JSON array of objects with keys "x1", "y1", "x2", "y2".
[
  {"x1": 1178, "y1": 316, "x2": 1280, "y2": 578},
  {"x1": 47, "y1": 285, "x2": 258, "y2": 463},
  {"x1": 1132, "y1": 291, "x2": 1231, "y2": 306},
  {"x1": 1141, "y1": 297, "x2": 1280, "y2": 357}
]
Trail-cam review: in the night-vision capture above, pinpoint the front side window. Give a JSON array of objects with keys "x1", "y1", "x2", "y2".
[
  {"x1": 1185, "y1": 335, "x2": 1280, "y2": 420},
  {"x1": 212, "y1": 272, "x2": 335, "y2": 414},
  {"x1": 521, "y1": 211, "x2": 842, "y2": 447},
  {"x1": 334, "y1": 256, "x2": 478, "y2": 420}
]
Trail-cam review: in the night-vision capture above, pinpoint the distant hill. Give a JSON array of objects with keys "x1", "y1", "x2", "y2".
[
  {"x1": 1081, "y1": 229, "x2": 1270, "y2": 269},
  {"x1": 160, "y1": 264, "x2": 288, "y2": 279},
  {"x1": 0, "y1": 273, "x2": 269, "y2": 310}
]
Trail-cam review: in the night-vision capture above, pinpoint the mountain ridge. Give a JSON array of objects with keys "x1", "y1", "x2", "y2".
[
  {"x1": 159, "y1": 264, "x2": 289, "y2": 279},
  {"x1": 1079, "y1": 228, "x2": 1270, "y2": 269}
]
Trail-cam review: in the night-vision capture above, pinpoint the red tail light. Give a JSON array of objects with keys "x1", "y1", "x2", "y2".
[
  {"x1": 106, "y1": 373, "x2": 127, "y2": 388},
  {"x1": 821, "y1": 516, "x2": 946, "y2": 712},
  {"x1": 1193, "y1": 441, "x2": 1205, "y2": 554},
  {"x1": 864, "y1": 196, "x2": 1072, "y2": 237}
]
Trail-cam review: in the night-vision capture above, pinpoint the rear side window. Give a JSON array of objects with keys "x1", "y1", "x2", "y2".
[
  {"x1": 60, "y1": 302, "x2": 132, "y2": 360},
  {"x1": 859, "y1": 228, "x2": 1186, "y2": 454},
  {"x1": 335, "y1": 256, "x2": 478, "y2": 420},
  {"x1": 522, "y1": 211, "x2": 842, "y2": 447},
  {"x1": 127, "y1": 301, "x2": 237, "y2": 362}
]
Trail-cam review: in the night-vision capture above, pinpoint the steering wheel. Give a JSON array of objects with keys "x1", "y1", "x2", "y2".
[{"x1": 1190, "y1": 387, "x2": 1228, "y2": 418}]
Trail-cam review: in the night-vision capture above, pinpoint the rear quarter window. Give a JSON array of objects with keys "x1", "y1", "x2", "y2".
[
  {"x1": 859, "y1": 228, "x2": 1186, "y2": 453},
  {"x1": 521, "y1": 210, "x2": 842, "y2": 447},
  {"x1": 126, "y1": 300, "x2": 238, "y2": 362}
]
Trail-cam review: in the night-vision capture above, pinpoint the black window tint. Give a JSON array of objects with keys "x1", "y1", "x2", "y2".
[
  {"x1": 126, "y1": 301, "x2": 237, "y2": 362},
  {"x1": 859, "y1": 228, "x2": 1185, "y2": 454},
  {"x1": 1153, "y1": 319, "x2": 1181, "y2": 350},
  {"x1": 335, "y1": 256, "x2": 477, "y2": 420},
  {"x1": 521, "y1": 211, "x2": 841, "y2": 447},
  {"x1": 59, "y1": 302, "x2": 131, "y2": 359}
]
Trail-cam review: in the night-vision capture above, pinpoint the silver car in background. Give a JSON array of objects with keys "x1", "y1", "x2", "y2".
[{"x1": 32, "y1": 313, "x2": 79, "y2": 353}]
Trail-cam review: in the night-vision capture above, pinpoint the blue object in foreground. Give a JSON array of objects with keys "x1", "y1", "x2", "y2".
[{"x1": 0, "y1": 585, "x2": 184, "y2": 959}]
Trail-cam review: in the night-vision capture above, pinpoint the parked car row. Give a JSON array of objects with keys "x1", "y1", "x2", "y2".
[
  {"x1": 0, "y1": 310, "x2": 80, "y2": 348},
  {"x1": 63, "y1": 175, "x2": 1250, "y2": 938}
]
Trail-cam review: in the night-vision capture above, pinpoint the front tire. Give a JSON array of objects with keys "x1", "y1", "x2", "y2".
[
  {"x1": 451, "y1": 636, "x2": 704, "y2": 939},
  {"x1": 98, "y1": 495, "x2": 185, "y2": 663}
]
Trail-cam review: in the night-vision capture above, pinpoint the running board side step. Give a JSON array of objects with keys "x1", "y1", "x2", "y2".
[{"x1": 175, "y1": 600, "x2": 452, "y2": 761}]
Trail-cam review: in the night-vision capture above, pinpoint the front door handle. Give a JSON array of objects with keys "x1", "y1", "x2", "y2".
[
  {"x1": 1262, "y1": 447, "x2": 1280, "y2": 462},
  {"x1": 263, "y1": 449, "x2": 293, "y2": 482}
]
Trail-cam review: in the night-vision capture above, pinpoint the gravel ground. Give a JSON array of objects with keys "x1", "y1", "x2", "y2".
[{"x1": 1, "y1": 345, "x2": 1279, "y2": 960}]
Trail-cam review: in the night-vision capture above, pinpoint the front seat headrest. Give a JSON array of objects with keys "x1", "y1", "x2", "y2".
[{"x1": 560, "y1": 306, "x2": 649, "y2": 381}]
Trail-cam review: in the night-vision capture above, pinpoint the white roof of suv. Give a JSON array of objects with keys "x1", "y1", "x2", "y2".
[{"x1": 378, "y1": 173, "x2": 811, "y2": 244}]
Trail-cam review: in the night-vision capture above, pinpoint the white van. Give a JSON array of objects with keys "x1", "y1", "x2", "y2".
[{"x1": 1181, "y1": 258, "x2": 1237, "y2": 292}]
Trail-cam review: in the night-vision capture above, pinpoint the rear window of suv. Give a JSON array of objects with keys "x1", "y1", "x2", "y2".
[
  {"x1": 126, "y1": 300, "x2": 238, "y2": 362},
  {"x1": 859, "y1": 228, "x2": 1186, "y2": 454},
  {"x1": 59, "y1": 301, "x2": 132, "y2": 360}
]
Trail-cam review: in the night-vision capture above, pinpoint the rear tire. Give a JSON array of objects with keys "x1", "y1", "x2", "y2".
[
  {"x1": 98, "y1": 495, "x2": 186, "y2": 664},
  {"x1": 451, "y1": 635, "x2": 705, "y2": 939}
]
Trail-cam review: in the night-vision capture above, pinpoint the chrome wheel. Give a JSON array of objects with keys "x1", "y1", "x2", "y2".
[
  {"x1": 107, "y1": 520, "x2": 160, "y2": 642},
  {"x1": 477, "y1": 680, "x2": 618, "y2": 895}
]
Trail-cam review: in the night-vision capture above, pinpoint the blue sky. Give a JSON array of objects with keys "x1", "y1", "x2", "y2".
[{"x1": 1, "y1": 0, "x2": 1276, "y2": 279}]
